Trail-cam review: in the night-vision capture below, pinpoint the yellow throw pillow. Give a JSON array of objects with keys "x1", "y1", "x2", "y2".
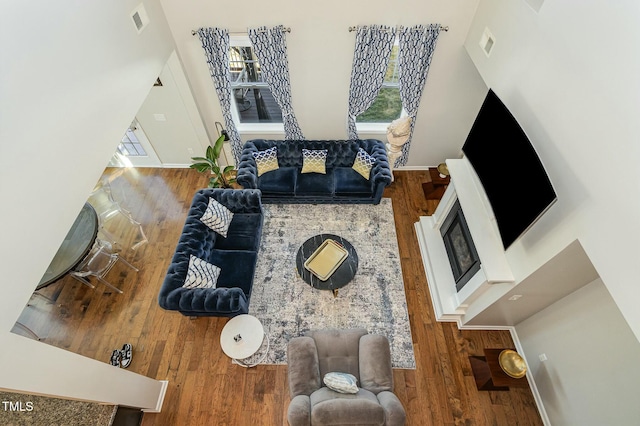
[
  {"x1": 352, "y1": 148, "x2": 375, "y2": 180},
  {"x1": 252, "y1": 147, "x2": 279, "y2": 177},
  {"x1": 301, "y1": 149, "x2": 328, "y2": 174}
]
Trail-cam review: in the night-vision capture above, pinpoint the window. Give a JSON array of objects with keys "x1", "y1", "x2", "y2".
[
  {"x1": 116, "y1": 125, "x2": 147, "y2": 157},
  {"x1": 356, "y1": 43, "x2": 404, "y2": 125},
  {"x1": 229, "y1": 36, "x2": 283, "y2": 132}
]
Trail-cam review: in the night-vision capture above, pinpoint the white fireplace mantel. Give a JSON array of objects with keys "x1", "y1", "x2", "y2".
[{"x1": 415, "y1": 158, "x2": 515, "y2": 322}]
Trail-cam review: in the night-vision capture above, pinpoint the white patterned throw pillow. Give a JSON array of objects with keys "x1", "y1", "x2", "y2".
[
  {"x1": 200, "y1": 197, "x2": 234, "y2": 237},
  {"x1": 183, "y1": 255, "x2": 221, "y2": 289},
  {"x1": 352, "y1": 148, "x2": 375, "y2": 180},
  {"x1": 301, "y1": 149, "x2": 328, "y2": 174},
  {"x1": 323, "y1": 372, "x2": 359, "y2": 394},
  {"x1": 252, "y1": 147, "x2": 280, "y2": 177}
]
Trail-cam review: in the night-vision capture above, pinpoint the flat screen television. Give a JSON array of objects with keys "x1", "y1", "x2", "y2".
[{"x1": 462, "y1": 89, "x2": 556, "y2": 249}]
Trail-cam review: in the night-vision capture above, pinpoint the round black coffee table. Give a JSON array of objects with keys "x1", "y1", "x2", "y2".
[{"x1": 295, "y1": 234, "x2": 358, "y2": 297}]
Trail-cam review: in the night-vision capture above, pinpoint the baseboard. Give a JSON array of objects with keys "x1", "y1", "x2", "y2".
[
  {"x1": 457, "y1": 323, "x2": 551, "y2": 426},
  {"x1": 142, "y1": 380, "x2": 169, "y2": 413},
  {"x1": 160, "y1": 163, "x2": 191, "y2": 168},
  {"x1": 393, "y1": 166, "x2": 432, "y2": 171}
]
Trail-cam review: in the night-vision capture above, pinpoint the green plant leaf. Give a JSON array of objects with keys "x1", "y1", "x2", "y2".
[
  {"x1": 213, "y1": 134, "x2": 225, "y2": 159},
  {"x1": 191, "y1": 161, "x2": 209, "y2": 167},
  {"x1": 223, "y1": 165, "x2": 235, "y2": 173},
  {"x1": 191, "y1": 163, "x2": 211, "y2": 173},
  {"x1": 206, "y1": 145, "x2": 216, "y2": 161}
]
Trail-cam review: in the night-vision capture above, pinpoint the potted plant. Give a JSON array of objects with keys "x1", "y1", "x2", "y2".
[{"x1": 190, "y1": 134, "x2": 236, "y2": 188}]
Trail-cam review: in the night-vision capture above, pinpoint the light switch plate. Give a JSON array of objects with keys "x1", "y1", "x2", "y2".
[{"x1": 479, "y1": 27, "x2": 496, "y2": 58}]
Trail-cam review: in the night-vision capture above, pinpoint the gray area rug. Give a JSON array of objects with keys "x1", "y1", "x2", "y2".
[{"x1": 246, "y1": 199, "x2": 416, "y2": 369}]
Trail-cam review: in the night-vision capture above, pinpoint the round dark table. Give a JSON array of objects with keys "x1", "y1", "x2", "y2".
[
  {"x1": 295, "y1": 234, "x2": 358, "y2": 297},
  {"x1": 37, "y1": 202, "x2": 99, "y2": 290}
]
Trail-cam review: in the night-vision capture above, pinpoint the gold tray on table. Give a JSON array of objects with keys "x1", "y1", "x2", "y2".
[{"x1": 303, "y1": 239, "x2": 349, "y2": 281}]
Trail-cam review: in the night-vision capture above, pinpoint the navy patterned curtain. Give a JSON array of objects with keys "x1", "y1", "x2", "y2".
[
  {"x1": 248, "y1": 25, "x2": 304, "y2": 140},
  {"x1": 196, "y1": 27, "x2": 243, "y2": 164},
  {"x1": 396, "y1": 24, "x2": 441, "y2": 166},
  {"x1": 347, "y1": 25, "x2": 397, "y2": 139}
]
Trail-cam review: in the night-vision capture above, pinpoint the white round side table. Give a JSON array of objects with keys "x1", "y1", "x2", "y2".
[{"x1": 220, "y1": 314, "x2": 269, "y2": 367}]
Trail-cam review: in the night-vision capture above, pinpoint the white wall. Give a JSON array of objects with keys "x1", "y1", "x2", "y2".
[
  {"x1": 467, "y1": 240, "x2": 599, "y2": 326},
  {"x1": 159, "y1": 0, "x2": 487, "y2": 167},
  {"x1": 0, "y1": 1, "x2": 174, "y2": 408},
  {"x1": 136, "y1": 51, "x2": 213, "y2": 166},
  {"x1": 461, "y1": 0, "x2": 640, "y2": 342},
  {"x1": 459, "y1": 2, "x2": 640, "y2": 421},
  {"x1": 516, "y1": 279, "x2": 640, "y2": 426}
]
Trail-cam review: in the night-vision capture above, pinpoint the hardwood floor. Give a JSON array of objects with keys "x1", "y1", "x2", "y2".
[{"x1": 15, "y1": 168, "x2": 543, "y2": 425}]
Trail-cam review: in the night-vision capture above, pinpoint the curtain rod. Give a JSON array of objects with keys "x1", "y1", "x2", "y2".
[
  {"x1": 191, "y1": 27, "x2": 291, "y2": 36},
  {"x1": 348, "y1": 25, "x2": 449, "y2": 32}
]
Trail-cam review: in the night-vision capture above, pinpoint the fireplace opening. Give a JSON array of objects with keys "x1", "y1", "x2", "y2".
[{"x1": 440, "y1": 199, "x2": 481, "y2": 292}]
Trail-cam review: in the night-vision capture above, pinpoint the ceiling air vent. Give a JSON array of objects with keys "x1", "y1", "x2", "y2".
[{"x1": 131, "y1": 4, "x2": 149, "y2": 34}]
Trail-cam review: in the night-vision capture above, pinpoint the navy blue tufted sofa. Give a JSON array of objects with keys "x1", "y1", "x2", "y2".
[
  {"x1": 236, "y1": 139, "x2": 391, "y2": 204},
  {"x1": 158, "y1": 189, "x2": 263, "y2": 317}
]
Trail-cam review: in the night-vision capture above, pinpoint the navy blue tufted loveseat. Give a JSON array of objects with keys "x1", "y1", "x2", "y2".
[
  {"x1": 236, "y1": 139, "x2": 391, "y2": 204},
  {"x1": 158, "y1": 189, "x2": 263, "y2": 317}
]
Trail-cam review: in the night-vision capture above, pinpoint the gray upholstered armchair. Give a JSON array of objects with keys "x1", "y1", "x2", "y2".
[{"x1": 287, "y1": 328, "x2": 406, "y2": 426}]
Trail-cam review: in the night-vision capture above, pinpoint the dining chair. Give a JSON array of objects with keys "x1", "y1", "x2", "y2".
[
  {"x1": 70, "y1": 238, "x2": 138, "y2": 294},
  {"x1": 88, "y1": 177, "x2": 148, "y2": 250},
  {"x1": 13, "y1": 322, "x2": 41, "y2": 341}
]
